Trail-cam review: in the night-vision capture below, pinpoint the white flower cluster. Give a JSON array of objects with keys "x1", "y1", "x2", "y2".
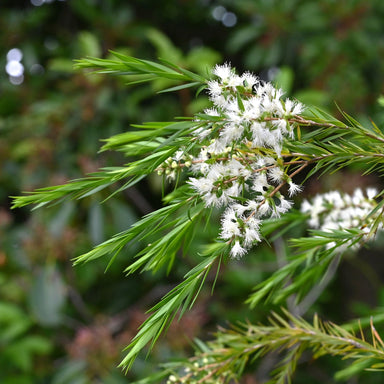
[
  {"x1": 201, "y1": 63, "x2": 304, "y2": 157},
  {"x1": 301, "y1": 188, "x2": 382, "y2": 249},
  {"x1": 159, "y1": 64, "x2": 305, "y2": 258}
]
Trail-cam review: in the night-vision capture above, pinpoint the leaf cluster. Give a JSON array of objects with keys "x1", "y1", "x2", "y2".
[
  {"x1": 287, "y1": 109, "x2": 384, "y2": 179},
  {"x1": 75, "y1": 51, "x2": 208, "y2": 93}
]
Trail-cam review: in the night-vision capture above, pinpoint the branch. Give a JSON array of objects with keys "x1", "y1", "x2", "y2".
[{"x1": 139, "y1": 311, "x2": 384, "y2": 384}]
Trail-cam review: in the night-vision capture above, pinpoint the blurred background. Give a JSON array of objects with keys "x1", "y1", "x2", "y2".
[{"x1": 2, "y1": 1, "x2": 384, "y2": 383}]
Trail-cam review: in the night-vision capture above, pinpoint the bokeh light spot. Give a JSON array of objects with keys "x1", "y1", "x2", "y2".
[
  {"x1": 6, "y1": 61, "x2": 24, "y2": 77},
  {"x1": 222, "y1": 12, "x2": 237, "y2": 27},
  {"x1": 9, "y1": 75, "x2": 24, "y2": 86},
  {"x1": 212, "y1": 6, "x2": 226, "y2": 21},
  {"x1": 267, "y1": 67, "x2": 279, "y2": 81},
  {"x1": 30, "y1": 63, "x2": 45, "y2": 75},
  {"x1": 7, "y1": 48, "x2": 23, "y2": 62},
  {"x1": 31, "y1": 0, "x2": 44, "y2": 6},
  {"x1": 44, "y1": 38, "x2": 59, "y2": 51}
]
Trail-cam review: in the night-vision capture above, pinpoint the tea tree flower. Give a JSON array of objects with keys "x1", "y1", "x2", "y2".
[
  {"x1": 301, "y1": 188, "x2": 383, "y2": 250},
  {"x1": 160, "y1": 64, "x2": 306, "y2": 257},
  {"x1": 288, "y1": 180, "x2": 303, "y2": 197}
]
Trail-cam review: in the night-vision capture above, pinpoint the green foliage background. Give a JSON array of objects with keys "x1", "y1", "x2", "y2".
[{"x1": 1, "y1": 1, "x2": 384, "y2": 382}]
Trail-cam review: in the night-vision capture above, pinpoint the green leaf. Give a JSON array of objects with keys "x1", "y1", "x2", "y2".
[
  {"x1": 4, "y1": 336, "x2": 52, "y2": 372},
  {"x1": 120, "y1": 244, "x2": 226, "y2": 370},
  {"x1": 0, "y1": 303, "x2": 32, "y2": 343},
  {"x1": 28, "y1": 265, "x2": 66, "y2": 326}
]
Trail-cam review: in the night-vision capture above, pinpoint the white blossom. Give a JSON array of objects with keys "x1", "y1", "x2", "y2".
[
  {"x1": 288, "y1": 181, "x2": 303, "y2": 197},
  {"x1": 188, "y1": 177, "x2": 214, "y2": 195},
  {"x1": 367, "y1": 187, "x2": 377, "y2": 200},
  {"x1": 243, "y1": 228, "x2": 260, "y2": 246},
  {"x1": 268, "y1": 167, "x2": 285, "y2": 183},
  {"x1": 241, "y1": 72, "x2": 258, "y2": 88},
  {"x1": 257, "y1": 200, "x2": 271, "y2": 216},
  {"x1": 220, "y1": 208, "x2": 241, "y2": 239},
  {"x1": 206, "y1": 138, "x2": 227, "y2": 154},
  {"x1": 284, "y1": 98, "x2": 305, "y2": 116},
  {"x1": 301, "y1": 188, "x2": 383, "y2": 250},
  {"x1": 220, "y1": 123, "x2": 244, "y2": 144},
  {"x1": 212, "y1": 63, "x2": 232, "y2": 82},
  {"x1": 279, "y1": 196, "x2": 293, "y2": 212},
  {"x1": 160, "y1": 63, "x2": 307, "y2": 258},
  {"x1": 230, "y1": 241, "x2": 247, "y2": 259},
  {"x1": 252, "y1": 173, "x2": 269, "y2": 194},
  {"x1": 272, "y1": 197, "x2": 293, "y2": 218},
  {"x1": 207, "y1": 80, "x2": 222, "y2": 98}
]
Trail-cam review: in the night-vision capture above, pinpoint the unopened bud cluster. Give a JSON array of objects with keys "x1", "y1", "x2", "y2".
[
  {"x1": 301, "y1": 188, "x2": 383, "y2": 249},
  {"x1": 166, "y1": 357, "x2": 230, "y2": 384},
  {"x1": 157, "y1": 151, "x2": 193, "y2": 180},
  {"x1": 160, "y1": 64, "x2": 305, "y2": 258}
]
